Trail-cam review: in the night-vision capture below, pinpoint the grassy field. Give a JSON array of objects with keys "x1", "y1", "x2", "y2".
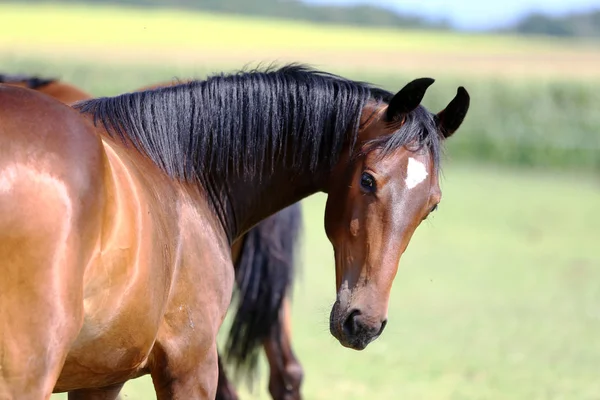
[
  {"x1": 2, "y1": 2, "x2": 600, "y2": 78},
  {"x1": 48, "y1": 163, "x2": 600, "y2": 400}
]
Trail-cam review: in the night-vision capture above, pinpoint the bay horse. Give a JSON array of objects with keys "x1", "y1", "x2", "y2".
[
  {"x1": 0, "y1": 64, "x2": 469, "y2": 399},
  {"x1": 1, "y1": 73, "x2": 305, "y2": 400},
  {"x1": 0, "y1": 73, "x2": 91, "y2": 104}
]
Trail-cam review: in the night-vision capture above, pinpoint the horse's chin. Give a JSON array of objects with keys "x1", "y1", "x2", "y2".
[{"x1": 335, "y1": 334, "x2": 377, "y2": 351}]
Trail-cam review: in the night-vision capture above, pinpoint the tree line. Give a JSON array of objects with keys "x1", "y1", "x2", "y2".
[{"x1": 508, "y1": 9, "x2": 600, "y2": 38}]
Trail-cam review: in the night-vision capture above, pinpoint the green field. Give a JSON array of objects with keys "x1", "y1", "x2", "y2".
[
  {"x1": 1, "y1": 2, "x2": 588, "y2": 53},
  {"x1": 2, "y1": 2, "x2": 600, "y2": 399},
  {"x1": 2, "y1": 2, "x2": 600, "y2": 78}
]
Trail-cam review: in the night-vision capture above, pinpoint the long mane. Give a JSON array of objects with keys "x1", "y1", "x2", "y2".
[{"x1": 74, "y1": 64, "x2": 442, "y2": 181}]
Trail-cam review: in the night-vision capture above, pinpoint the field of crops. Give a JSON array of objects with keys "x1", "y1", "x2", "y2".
[
  {"x1": 2, "y1": 2, "x2": 600, "y2": 78},
  {"x1": 2, "y1": 2, "x2": 599, "y2": 399}
]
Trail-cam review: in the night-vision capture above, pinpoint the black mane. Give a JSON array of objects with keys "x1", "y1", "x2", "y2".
[
  {"x1": 0, "y1": 73, "x2": 56, "y2": 89},
  {"x1": 74, "y1": 64, "x2": 442, "y2": 182}
]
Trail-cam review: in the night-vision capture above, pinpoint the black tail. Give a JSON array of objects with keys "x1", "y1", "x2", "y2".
[
  {"x1": 224, "y1": 202, "x2": 303, "y2": 380},
  {"x1": 0, "y1": 73, "x2": 55, "y2": 89}
]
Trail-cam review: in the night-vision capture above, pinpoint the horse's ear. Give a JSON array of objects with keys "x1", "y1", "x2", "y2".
[
  {"x1": 386, "y1": 77, "x2": 435, "y2": 121},
  {"x1": 436, "y1": 86, "x2": 470, "y2": 139}
]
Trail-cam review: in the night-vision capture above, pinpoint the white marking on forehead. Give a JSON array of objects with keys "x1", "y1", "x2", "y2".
[{"x1": 405, "y1": 157, "x2": 428, "y2": 189}]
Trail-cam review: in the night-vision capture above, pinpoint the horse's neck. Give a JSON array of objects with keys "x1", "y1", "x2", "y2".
[{"x1": 208, "y1": 161, "x2": 328, "y2": 243}]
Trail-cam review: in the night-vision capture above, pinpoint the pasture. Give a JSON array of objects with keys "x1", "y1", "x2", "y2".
[{"x1": 1, "y1": 2, "x2": 599, "y2": 399}]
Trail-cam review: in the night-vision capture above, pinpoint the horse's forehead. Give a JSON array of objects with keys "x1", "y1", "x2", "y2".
[
  {"x1": 370, "y1": 147, "x2": 438, "y2": 195},
  {"x1": 372, "y1": 146, "x2": 432, "y2": 173}
]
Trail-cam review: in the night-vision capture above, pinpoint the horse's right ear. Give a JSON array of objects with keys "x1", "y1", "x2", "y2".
[
  {"x1": 386, "y1": 77, "x2": 435, "y2": 121},
  {"x1": 436, "y1": 86, "x2": 470, "y2": 139}
]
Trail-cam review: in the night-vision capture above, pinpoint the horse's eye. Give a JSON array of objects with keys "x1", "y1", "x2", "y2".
[{"x1": 360, "y1": 172, "x2": 376, "y2": 193}]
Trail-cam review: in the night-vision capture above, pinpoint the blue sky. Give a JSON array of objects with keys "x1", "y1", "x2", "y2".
[{"x1": 303, "y1": 0, "x2": 600, "y2": 30}]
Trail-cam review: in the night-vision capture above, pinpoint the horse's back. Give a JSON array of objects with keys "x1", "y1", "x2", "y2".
[
  {"x1": 0, "y1": 83, "x2": 103, "y2": 169},
  {"x1": 0, "y1": 85, "x2": 107, "y2": 397},
  {"x1": 0, "y1": 84, "x2": 106, "y2": 260},
  {"x1": 39, "y1": 81, "x2": 92, "y2": 104}
]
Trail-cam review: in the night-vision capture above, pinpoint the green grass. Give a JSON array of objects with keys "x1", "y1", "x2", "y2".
[
  {"x1": 0, "y1": 2, "x2": 590, "y2": 54},
  {"x1": 50, "y1": 163, "x2": 600, "y2": 400}
]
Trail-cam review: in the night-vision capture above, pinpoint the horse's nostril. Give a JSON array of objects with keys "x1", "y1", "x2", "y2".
[
  {"x1": 377, "y1": 319, "x2": 388, "y2": 336},
  {"x1": 342, "y1": 309, "x2": 361, "y2": 337}
]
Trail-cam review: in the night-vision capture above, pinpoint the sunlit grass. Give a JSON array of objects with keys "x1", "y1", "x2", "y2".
[
  {"x1": 3, "y1": 2, "x2": 600, "y2": 78},
  {"x1": 1, "y1": 2, "x2": 588, "y2": 54}
]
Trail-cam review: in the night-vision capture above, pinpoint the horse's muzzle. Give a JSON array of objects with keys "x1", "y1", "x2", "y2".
[{"x1": 329, "y1": 301, "x2": 388, "y2": 350}]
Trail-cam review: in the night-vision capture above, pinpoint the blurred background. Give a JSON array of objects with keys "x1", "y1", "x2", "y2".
[{"x1": 2, "y1": 0, "x2": 599, "y2": 398}]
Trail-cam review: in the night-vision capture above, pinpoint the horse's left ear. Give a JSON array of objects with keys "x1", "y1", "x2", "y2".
[
  {"x1": 386, "y1": 77, "x2": 435, "y2": 121},
  {"x1": 436, "y1": 86, "x2": 470, "y2": 139}
]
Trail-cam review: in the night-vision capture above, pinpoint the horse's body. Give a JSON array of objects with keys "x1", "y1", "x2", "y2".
[
  {"x1": 0, "y1": 65, "x2": 469, "y2": 399},
  {"x1": 0, "y1": 74, "x2": 304, "y2": 400}
]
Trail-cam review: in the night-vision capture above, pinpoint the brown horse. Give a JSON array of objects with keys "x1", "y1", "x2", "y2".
[
  {"x1": 0, "y1": 64, "x2": 469, "y2": 399},
  {"x1": 0, "y1": 73, "x2": 91, "y2": 104},
  {"x1": 1, "y1": 73, "x2": 305, "y2": 400}
]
